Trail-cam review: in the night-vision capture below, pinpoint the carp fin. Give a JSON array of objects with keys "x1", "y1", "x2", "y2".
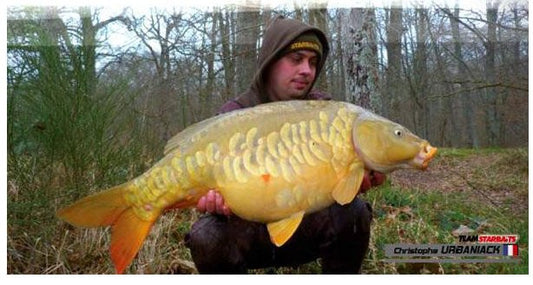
[
  {"x1": 266, "y1": 211, "x2": 305, "y2": 247},
  {"x1": 332, "y1": 162, "x2": 364, "y2": 205},
  {"x1": 110, "y1": 208, "x2": 158, "y2": 274},
  {"x1": 163, "y1": 114, "x2": 222, "y2": 155},
  {"x1": 57, "y1": 184, "x2": 158, "y2": 274},
  {"x1": 56, "y1": 184, "x2": 128, "y2": 227}
]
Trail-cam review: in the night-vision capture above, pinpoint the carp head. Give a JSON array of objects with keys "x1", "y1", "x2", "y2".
[{"x1": 351, "y1": 114, "x2": 437, "y2": 173}]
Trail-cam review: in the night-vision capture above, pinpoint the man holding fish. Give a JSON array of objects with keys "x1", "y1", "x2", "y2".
[
  {"x1": 186, "y1": 15, "x2": 386, "y2": 274},
  {"x1": 57, "y1": 15, "x2": 437, "y2": 275}
]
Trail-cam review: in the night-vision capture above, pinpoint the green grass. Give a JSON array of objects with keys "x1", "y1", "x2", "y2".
[
  {"x1": 360, "y1": 184, "x2": 528, "y2": 274},
  {"x1": 7, "y1": 148, "x2": 528, "y2": 274},
  {"x1": 436, "y1": 147, "x2": 505, "y2": 158}
]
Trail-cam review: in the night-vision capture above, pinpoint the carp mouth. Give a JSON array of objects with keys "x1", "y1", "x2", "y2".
[{"x1": 412, "y1": 143, "x2": 438, "y2": 170}]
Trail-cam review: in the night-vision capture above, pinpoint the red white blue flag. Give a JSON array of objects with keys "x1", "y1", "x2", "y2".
[{"x1": 503, "y1": 244, "x2": 518, "y2": 256}]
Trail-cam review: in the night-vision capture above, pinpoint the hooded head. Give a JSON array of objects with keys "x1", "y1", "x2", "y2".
[
  {"x1": 275, "y1": 31, "x2": 324, "y2": 66},
  {"x1": 237, "y1": 15, "x2": 330, "y2": 106}
]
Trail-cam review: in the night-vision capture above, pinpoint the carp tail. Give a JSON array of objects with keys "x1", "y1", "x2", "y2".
[{"x1": 57, "y1": 184, "x2": 159, "y2": 274}]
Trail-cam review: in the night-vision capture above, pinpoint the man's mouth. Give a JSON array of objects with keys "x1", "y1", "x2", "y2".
[{"x1": 293, "y1": 80, "x2": 310, "y2": 89}]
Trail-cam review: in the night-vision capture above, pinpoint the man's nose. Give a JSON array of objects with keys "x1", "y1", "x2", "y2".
[{"x1": 298, "y1": 61, "x2": 313, "y2": 75}]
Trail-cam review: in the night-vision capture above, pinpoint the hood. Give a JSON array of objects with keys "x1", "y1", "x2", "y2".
[{"x1": 235, "y1": 15, "x2": 330, "y2": 107}]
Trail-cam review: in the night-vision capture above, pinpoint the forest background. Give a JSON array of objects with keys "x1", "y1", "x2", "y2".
[{"x1": 6, "y1": 0, "x2": 529, "y2": 274}]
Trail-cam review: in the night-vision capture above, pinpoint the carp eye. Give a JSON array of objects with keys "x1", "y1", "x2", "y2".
[{"x1": 394, "y1": 129, "x2": 403, "y2": 137}]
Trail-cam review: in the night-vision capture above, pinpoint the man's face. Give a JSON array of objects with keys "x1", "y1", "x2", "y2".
[{"x1": 266, "y1": 50, "x2": 318, "y2": 101}]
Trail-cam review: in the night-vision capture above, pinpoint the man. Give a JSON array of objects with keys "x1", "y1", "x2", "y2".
[{"x1": 184, "y1": 15, "x2": 385, "y2": 273}]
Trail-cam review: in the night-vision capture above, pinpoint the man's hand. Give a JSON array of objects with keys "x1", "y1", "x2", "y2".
[
  {"x1": 196, "y1": 171, "x2": 386, "y2": 216},
  {"x1": 359, "y1": 170, "x2": 386, "y2": 194},
  {"x1": 196, "y1": 189, "x2": 232, "y2": 216}
]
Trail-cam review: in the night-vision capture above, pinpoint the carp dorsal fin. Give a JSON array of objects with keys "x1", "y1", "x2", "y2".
[
  {"x1": 164, "y1": 115, "x2": 223, "y2": 155},
  {"x1": 267, "y1": 211, "x2": 305, "y2": 247},
  {"x1": 332, "y1": 162, "x2": 365, "y2": 205}
]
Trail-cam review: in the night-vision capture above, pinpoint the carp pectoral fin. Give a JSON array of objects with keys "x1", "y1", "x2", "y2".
[
  {"x1": 266, "y1": 211, "x2": 305, "y2": 247},
  {"x1": 332, "y1": 162, "x2": 365, "y2": 205}
]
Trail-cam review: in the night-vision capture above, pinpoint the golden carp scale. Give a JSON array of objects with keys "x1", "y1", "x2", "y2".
[{"x1": 125, "y1": 101, "x2": 358, "y2": 223}]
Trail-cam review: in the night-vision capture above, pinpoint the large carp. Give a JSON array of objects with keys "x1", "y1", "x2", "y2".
[{"x1": 57, "y1": 100, "x2": 437, "y2": 273}]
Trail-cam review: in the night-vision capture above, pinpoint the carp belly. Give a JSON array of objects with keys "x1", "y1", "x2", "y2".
[
  {"x1": 202, "y1": 112, "x2": 358, "y2": 223},
  {"x1": 217, "y1": 159, "x2": 340, "y2": 222}
]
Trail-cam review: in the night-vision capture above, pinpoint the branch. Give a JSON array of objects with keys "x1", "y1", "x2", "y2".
[
  {"x1": 429, "y1": 80, "x2": 528, "y2": 99},
  {"x1": 95, "y1": 13, "x2": 129, "y2": 31},
  {"x1": 449, "y1": 169, "x2": 500, "y2": 208},
  {"x1": 437, "y1": 7, "x2": 488, "y2": 44}
]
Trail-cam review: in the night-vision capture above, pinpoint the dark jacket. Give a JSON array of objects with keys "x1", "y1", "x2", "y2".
[{"x1": 219, "y1": 15, "x2": 331, "y2": 113}]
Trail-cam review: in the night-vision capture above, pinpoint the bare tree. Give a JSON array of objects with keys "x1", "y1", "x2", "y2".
[
  {"x1": 384, "y1": 5, "x2": 403, "y2": 119},
  {"x1": 218, "y1": 9, "x2": 236, "y2": 102},
  {"x1": 484, "y1": 1, "x2": 501, "y2": 146},
  {"x1": 326, "y1": 10, "x2": 346, "y2": 101},
  {"x1": 125, "y1": 9, "x2": 182, "y2": 140},
  {"x1": 413, "y1": 8, "x2": 430, "y2": 138}
]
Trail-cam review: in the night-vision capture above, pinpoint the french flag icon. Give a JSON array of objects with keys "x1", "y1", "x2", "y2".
[{"x1": 503, "y1": 244, "x2": 519, "y2": 256}]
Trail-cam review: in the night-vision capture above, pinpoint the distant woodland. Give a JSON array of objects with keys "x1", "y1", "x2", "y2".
[
  {"x1": 7, "y1": 2, "x2": 528, "y2": 167},
  {"x1": 6, "y1": 2, "x2": 529, "y2": 274}
]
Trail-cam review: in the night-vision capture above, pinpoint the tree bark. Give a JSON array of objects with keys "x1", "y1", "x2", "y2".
[
  {"x1": 79, "y1": 7, "x2": 97, "y2": 97},
  {"x1": 341, "y1": 8, "x2": 380, "y2": 111},
  {"x1": 384, "y1": 6, "x2": 403, "y2": 119},
  {"x1": 219, "y1": 10, "x2": 235, "y2": 102},
  {"x1": 413, "y1": 8, "x2": 429, "y2": 138},
  {"x1": 485, "y1": 1, "x2": 501, "y2": 146},
  {"x1": 450, "y1": 7, "x2": 479, "y2": 147},
  {"x1": 309, "y1": 4, "x2": 328, "y2": 92},
  {"x1": 235, "y1": 4, "x2": 260, "y2": 94}
]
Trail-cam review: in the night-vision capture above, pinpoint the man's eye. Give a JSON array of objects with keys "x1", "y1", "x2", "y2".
[{"x1": 290, "y1": 56, "x2": 302, "y2": 63}]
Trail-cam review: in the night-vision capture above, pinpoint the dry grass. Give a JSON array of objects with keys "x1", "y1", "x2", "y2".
[{"x1": 7, "y1": 148, "x2": 528, "y2": 274}]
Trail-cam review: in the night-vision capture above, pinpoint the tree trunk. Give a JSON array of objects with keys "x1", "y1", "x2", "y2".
[
  {"x1": 413, "y1": 8, "x2": 429, "y2": 139},
  {"x1": 79, "y1": 7, "x2": 97, "y2": 98},
  {"x1": 450, "y1": 7, "x2": 479, "y2": 147},
  {"x1": 341, "y1": 8, "x2": 380, "y2": 111},
  {"x1": 235, "y1": 4, "x2": 260, "y2": 94},
  {"x1": 485, "y1": 1, "x2": 500, "y2": 146},
  {"x1": 219, "y1": 10, "x2": 235, "y2": 102},
  {"x1": 328, "y1": 10, "x2": 346, "y2": 100},
  {"x1": 206, "y1": 11, "x2": 217, "y2": 100},
  {"x1": 384, "y1": 6, "x2": 403, "y2": 119},
  {"x1": 309, "y1": 4, "x2": 328, "y2": 91}
]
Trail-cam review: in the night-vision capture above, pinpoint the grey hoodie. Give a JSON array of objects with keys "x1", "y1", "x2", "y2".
[{"x1": 219, "y1": 15, "x2": 331, "y2": 113}]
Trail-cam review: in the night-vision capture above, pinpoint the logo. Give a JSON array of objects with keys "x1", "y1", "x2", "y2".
[
  {"x1": 502, "y1": 244, "x2": 519, "y2": 256},
  {"x1": 289, "y1": 42, "x2": 321, "y2": 53},
  {"x1": 383, "y1": 234, "x2": 520, "y2": 263},
  {"x1": 459, "y1": 234, "x2": 519, "y2": 243}
]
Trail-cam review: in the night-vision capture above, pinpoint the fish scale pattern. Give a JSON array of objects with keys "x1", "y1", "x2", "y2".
[{"x1": 126, "y1": 107, "x2": 357, "y2": 221}]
